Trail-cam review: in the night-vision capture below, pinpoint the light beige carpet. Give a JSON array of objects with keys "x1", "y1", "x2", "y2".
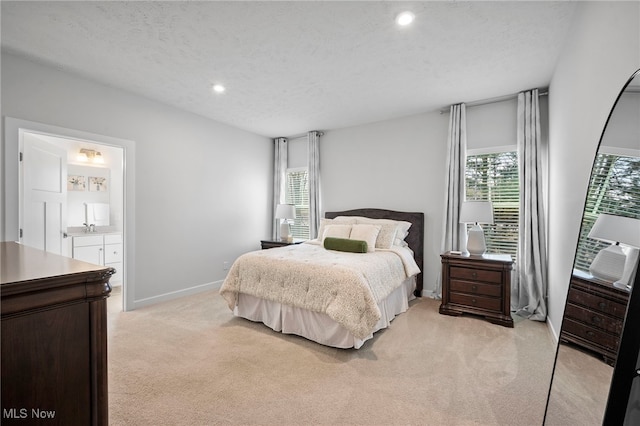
[
  {"x1": 107, "y1": 288, "x2": 557, "y2": 425},
  {"x1": 544, "y1": 344, "x2": 613, "y2": 425}
]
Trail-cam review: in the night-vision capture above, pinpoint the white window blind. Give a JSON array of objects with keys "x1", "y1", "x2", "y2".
[
  {"x1": 465, "y1": 151, "x2": 520, "y2": 259},
  {"x1": 574, "y1": 153, "x2": 640, "y2": 272},
  {"x1": 285, "y1": 168, "x2": 310, "y2": 239}
]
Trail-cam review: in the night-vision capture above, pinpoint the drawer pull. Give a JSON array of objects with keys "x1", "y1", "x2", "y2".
[
  {"x1": 591, "y1": 316, "x2": 602, "y2": 324},
  {"x1": 471, "y1": 298, "x2": 477, "y2": 304},
  {"x1": 471, "y1": 285, "x2": 478, "y2": 292},
  {"x1": 471, "y1": 272, "x2": 478, "y2": 279},
  {"x1": 598, "y1": 302, "x2": 608, "y2": 309},
  {"x1": 586, "y1": 330, "x2": 595, "y2": 337}
]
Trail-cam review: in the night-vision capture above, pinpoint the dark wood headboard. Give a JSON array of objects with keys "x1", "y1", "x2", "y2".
[{"x1": 324, "y1": 208, "x2": 424, "y2": 297}]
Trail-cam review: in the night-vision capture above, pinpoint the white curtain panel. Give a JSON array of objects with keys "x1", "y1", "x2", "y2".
[
  {"x1": 272, "y1": 137, "x2": 288, "y2": 240},
  {"x1": 308, "y1": 131, "x2": 321, "y2": 239},
  {"x1": 436, "y1": 103, "x2": 467, "y2": 297},
  {"x1": 514, "y1": 89, "x2": 548, "y2": 321}
]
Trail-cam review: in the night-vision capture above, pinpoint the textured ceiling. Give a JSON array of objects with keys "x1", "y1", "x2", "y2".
[{"x1": 1, "y1": 1, "x2": 577, "y2": 138}]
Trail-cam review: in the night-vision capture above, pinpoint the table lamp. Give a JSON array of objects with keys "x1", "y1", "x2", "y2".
[
  {"x1": 275, "y1": 204, "x2": 296, "y2": 242},
  {"x1": 588, "y1": 214, "x2": 640, "y2": 289},
  {"x1": 460, "y1": 201, "x2": 494, "y2": 255}
]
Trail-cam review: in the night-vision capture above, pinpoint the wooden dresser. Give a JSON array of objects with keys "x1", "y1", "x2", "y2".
[
  {"x1": 1, "y1": 242, "x2": 113, "y2": 425},
  {"x1": 560, "y1": 270, "x2": 629, "y2": 365},
  {"x1": 440, "y1": 252, "x2": 514, "y2": 327}
]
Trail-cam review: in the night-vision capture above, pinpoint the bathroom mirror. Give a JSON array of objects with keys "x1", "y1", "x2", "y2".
[{"x1": 545, "y1": 70, "x2": 640, "y2": 425}]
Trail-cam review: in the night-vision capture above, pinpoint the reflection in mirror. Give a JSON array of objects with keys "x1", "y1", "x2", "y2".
[{"x1": 545, "y1": 70, "x2": 640, "y2": 425}]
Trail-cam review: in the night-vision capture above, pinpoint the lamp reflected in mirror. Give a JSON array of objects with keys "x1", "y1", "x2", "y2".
[{"x1": 588, "y1": 214, "x2": 640, "y2": 290}]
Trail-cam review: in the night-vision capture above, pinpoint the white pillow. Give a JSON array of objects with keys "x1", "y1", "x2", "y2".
[
  {"x1": 317, "y1": 217, "x2": 357, "y2": 241},
  {"x1": 323, "y1": 224, "x2": 352, "y2": 241},
  {"x1": 394, "y1": 224, "x2": 412, "y2": 247},
  {"x1": 354, "y1": 217, "x2": 412, "y2": 249},
  {"x1": 349, "y1": 224, "x2": 381, "y2": 253}
]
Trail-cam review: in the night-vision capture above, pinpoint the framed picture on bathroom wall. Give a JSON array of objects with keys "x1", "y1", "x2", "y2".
[
  {"x1": 89, "y1": 176, "x2": 108, "y2": 192},
  {"x1": 67, "y1": 175, "x2": 86, "y2": 191}
]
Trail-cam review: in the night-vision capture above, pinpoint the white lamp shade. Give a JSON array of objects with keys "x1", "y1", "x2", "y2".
[
  {"x1": 459, "y1": 201, "x2": 494, "y2": 224},
  {"x1": 588, "y1": 214, "x2": 640, "y2": 248},
  {"x1": 275, "y1": 204, "x2": 296, "y2": 220}
]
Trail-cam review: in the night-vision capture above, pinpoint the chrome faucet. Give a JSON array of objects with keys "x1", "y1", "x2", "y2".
[{"x1": 82, "y1": 223, "x2": 96, "y2": 233}]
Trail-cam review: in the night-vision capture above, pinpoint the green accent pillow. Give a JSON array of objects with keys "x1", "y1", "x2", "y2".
[{"x1": 324, "y1": 237, "x2": 368, "y2": 253}]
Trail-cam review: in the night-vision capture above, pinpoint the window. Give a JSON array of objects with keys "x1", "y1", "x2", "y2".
[
  {"x1": 574, "y1": 152, "x2": 640, "y2": 272},
  {"x1": 285, "y1": 167, "x2": 310, "y2": 239},
  {"x1": 465, "y1": 151, "x2": 520, "y2": 259}
]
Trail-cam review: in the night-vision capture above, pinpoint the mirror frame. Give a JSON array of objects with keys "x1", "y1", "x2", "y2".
[{"x1": 544, "y1": 68, "x2": 640, "y2": 424}]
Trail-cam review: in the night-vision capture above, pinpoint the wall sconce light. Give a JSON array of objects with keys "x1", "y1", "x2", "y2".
[{"x1": 78, "y1": 148, "x2": 105, "y2": 164}]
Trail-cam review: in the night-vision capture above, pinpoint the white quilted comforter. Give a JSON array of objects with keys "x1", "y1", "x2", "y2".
[{"x1": 219, "y1": 242, "x2": 420, "y2": 339}]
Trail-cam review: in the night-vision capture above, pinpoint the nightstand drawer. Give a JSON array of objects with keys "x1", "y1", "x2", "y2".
[
  {"x1": 450, "y1": 292, "x2": 501, "y2": 312},
  {"x1": 567, "y1": 287, "x2": 627, "y2": 319},
  {"x1": 564, "y1": 303, "x2": 624, "y2": 335},
  {"x1": 562, "y1": 318, "x2": 620, "y2": 351},
  {"x1": 450, "y1": 279, "x2": 502, "y2": 297},
  {"x1": 450, "y1": 266, "x2": 502, "y2": 284}
]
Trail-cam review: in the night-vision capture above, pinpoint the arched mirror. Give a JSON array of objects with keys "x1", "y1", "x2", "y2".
[{"x1": 545, "y1": 69, "x2": 640, "y2": 425}]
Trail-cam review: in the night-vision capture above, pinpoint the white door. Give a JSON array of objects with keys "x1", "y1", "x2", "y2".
[{"x1": 20, "y1": 133, "x2": 68, "y2": 255}]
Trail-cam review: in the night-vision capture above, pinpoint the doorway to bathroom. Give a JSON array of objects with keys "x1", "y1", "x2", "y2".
[{"x1": 5, "y1": 117, "x2": 135, "y2": 311}]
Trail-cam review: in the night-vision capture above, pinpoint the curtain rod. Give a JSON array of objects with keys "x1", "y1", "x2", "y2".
[
  {"x1": 282, "y1": 131, "x2": 325, "y2": 140},
  {"x1": 439, "y1": 89, "x2": 548, "y2": 114}
]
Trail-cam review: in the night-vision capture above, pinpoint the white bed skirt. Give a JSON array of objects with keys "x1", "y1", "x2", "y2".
[{"x1": 233, "y1": 276, "x2": 416, "y2": 349}]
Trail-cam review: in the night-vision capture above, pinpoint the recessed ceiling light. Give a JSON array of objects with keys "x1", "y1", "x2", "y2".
[
  {"x1": 212, "y1": 84, "x2": 225, "y2": 94},
  {"x1": 395, "y1": 11, "x2": 415, "y2": 27}
]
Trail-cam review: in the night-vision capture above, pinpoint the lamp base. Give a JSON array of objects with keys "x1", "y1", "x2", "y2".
[
  {"x1": 280, "y1": 222, "x2": 291, "y2": 243},
  {"x1": 590, "y1": 244, "x2": 626, "y2": 282},
  {"x1": 613, "y1": 281, "x2": 632, "y2": 292},
  {"x1": 466, "y1": 224, "x2": 486, "y2": 256}
]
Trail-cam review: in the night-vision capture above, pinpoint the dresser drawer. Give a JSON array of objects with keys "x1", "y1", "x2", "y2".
[
  {"x1": 450, "y1": 266, "x2": 502, "y2": 284},
  {"x1": 562, "y1": 318, "x2": 620, "y2": 351},
  {"x1": 450, "y1": 279, "x2": 502, "y2": 297},
  {"x1": 450, "y1": 292, "x2": 501, "y2": 312},
  {"x1": 564, "y1": 303, "x2": 624, "y2": 335},
  {"x1": 567, "y1": 287, "x2": 627, "y2": 319}
]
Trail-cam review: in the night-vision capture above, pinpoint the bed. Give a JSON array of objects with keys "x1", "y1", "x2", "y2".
[{"x1": 219, "y1": 208, "x2": 425, "y2": 348}]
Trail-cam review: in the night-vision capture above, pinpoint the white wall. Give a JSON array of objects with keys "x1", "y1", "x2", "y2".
[
  {"x1": 1, "y1": 52, "x2": 272, "y2": 308},
  {"x1": 547, "y1": 1, "x2": 640, "y2": 338},
  {"x1": 321, "y1": 111, "x2": 449, "y2": 295}
]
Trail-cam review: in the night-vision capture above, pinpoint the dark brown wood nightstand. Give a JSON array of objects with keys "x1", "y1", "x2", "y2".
[
  {"x1": 440, "y1": 251, "x2": 514, "y2": 327},
  {"x1": 260, "y1": 239, "x2": 304, "y2": 250},
  {"x1": 560, "y1": 270, "x2": 629, "y2": 365}
]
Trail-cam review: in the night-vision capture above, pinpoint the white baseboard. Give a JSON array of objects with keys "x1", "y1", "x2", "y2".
[
  {"x1": 133, "y1": 280, "x2": 223, "y2": 310},
  {"x1": 547, "y1": 318, "x2": 560, "y2": 344},
  {"x1": 421, "y1": 289, "x2": 440, "y2": 299}
]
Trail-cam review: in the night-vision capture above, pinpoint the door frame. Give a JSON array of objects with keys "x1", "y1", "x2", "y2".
[{"x1": 4, "y1": 117, "x2": 136, "y2": 312}]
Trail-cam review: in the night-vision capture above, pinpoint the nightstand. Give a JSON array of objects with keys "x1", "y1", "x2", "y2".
[
  {"x1": 440, "y1": 252, "x2": 514, "y2": 327},
  {"x1": 560, "y1": 270, "x2": 629, "y2": 365},
  {"x1": 260, "y1": 239, "x2": 304, "y2": 250}
]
